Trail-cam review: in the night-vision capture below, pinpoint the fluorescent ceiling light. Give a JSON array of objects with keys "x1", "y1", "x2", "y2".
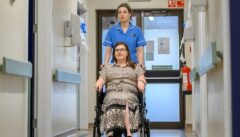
[{"x1": 148, "y1": 16, "x2": 154, "y2": 21}]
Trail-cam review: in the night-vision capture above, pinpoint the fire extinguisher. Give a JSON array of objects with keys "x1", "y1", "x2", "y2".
[{"x1": 181, "y1": 62, "x2": 192, "y2": 93}]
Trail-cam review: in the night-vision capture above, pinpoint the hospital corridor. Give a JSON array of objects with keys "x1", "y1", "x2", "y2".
[{"x1": 0, "y1": 0, "x2": 239, "y2": 137}]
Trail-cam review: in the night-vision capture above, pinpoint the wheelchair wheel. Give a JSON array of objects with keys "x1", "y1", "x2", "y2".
[
  {"x1": 93, "y1": 126, "x2": 96, "y2": 137},
  {"x1": 140, "y1": 127, "x2": 150, "y2": 137},
  {"x1": 93, "y1": 126, "x2": 97, "y2": 137},
  {"x1": 139, "y1": 128, "x2": 145, "y2": 137},
  {"x1": 93, "y1": 123, "x2": 101, "y2": 137},
  {"x1": 139, "y1": 119, "x2": 150, "y2": 137},
  {"x1": 145, "y1": 119, "x2": 150, "y2": 137}
]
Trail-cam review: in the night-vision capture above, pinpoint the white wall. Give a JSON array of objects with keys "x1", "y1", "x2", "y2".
[
  {"x1": 37, "y1": 0, "x2": 53, "y2": 136},
  {"x1": 37, "y1": 0, "x2": 89, "y2": 136},
  {"x1": 52, "y1": 0, "x2": 78, "y2": 135},
  {"x1": 206, "y1": 0, "x2": 230, "y2": 136},
  {"x1": 189, "y1": 0, "x2": 231, "y2": 136},
  {"x1": 0, "y1": 1, "x2": 28, "y2": 137},
  {"x1": 79, "y1": 0, "x2": 89, "y2": 129}
]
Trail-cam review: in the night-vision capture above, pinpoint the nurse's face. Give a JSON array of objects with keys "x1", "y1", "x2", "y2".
[{"x1": 117, "y1": 7, "x2": 131, "y2": 23}]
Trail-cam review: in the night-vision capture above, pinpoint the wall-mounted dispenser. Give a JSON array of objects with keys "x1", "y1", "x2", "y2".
[
  {"x1": 80, "y1": 16, "x2": 87, "y2": 47},
  {"x1": 80, "y1": 23, "x2": 87, "y2": 34},
  {"x1": 64, "y1": 13, "x2": 81, "y2": 46},
  {"x1": 71, "y1": 13, "x2": 81, "y2": 46},
  {"x1": 64, "y1": 21, "x2": 72, "y2": 37}
]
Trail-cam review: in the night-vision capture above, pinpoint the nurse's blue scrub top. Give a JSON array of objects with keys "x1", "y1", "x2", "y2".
[{"x1": 103, "y1": 22, "x2": 147, "y2": 63}]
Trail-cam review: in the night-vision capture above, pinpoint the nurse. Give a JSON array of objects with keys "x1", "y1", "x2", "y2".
[{"x1": 103, "y1": 3, "x2": 147, "y2": 66}]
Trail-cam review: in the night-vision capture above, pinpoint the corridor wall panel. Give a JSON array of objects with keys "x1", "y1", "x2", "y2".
[
  {"x1": 52, "y1": 0, "x2": 79, "y2": 136},
  {"x1": 207, "y1": 0, "x2": 227, "y2": 137},
  {"x1": 190, "y1": 0, "x2": 231, "y2": 137},
  {"x1": 0, "y1": 1, "x2": 29, "y2": 137}
]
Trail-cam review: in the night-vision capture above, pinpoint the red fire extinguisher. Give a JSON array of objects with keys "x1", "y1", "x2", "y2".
[{"x1": 181, "y1": 62, "x2": 192, "y2": 93}]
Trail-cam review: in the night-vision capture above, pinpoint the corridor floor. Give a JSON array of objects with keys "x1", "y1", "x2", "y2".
[{"x1": 75, "y1": 126, "x2": 197, "y2": 137}]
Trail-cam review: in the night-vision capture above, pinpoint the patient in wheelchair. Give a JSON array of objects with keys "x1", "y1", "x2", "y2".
[{"x1": 95, "y1": 42, "x2": 146, "y2": 137}]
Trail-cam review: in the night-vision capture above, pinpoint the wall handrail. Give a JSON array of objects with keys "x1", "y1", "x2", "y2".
[
  {"x1": 199, "y1": 41, "x2": 223, "y2": 76},
  {"x1": 190, "y1": 67, "x2": 200, "y2": 82},
  {"x1": 0, "y1": 56, "x2": 32, "y2": 78},
  {"x1": 53, "y1": 69, "x2": 80, "y2": 84}
]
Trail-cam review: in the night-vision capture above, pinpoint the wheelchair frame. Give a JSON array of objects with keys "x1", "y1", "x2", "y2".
[{"x1": 93, "y1": 90, "x2": 150, "y2": 137}]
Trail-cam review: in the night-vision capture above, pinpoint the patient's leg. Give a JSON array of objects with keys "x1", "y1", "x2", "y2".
[{"x1": 124, "y1": 103, "x2": 132, "y2": 137}]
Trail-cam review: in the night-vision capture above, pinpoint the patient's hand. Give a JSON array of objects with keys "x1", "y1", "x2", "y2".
[
  {"x1": 138, "y1": 80, "x2": 145, "y2": 92},
  {"x1": 95, "y1": 79, "x2": 104, "y2": 92},
  {"x1": 99, "y1": 64, "x2": 105, "y2": 69}
]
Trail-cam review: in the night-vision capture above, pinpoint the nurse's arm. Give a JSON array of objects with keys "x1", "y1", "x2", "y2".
[
  {"x1": 137, "y1": 46, "x2": 145, "y2": 65},
  {"x1": 104, "y1": 47, "x2": 112, "y2": 64}
]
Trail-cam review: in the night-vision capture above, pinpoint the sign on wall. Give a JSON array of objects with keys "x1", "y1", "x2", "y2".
[{"x1": 168, "y1": 0, "x2": 184, "y2": 8}]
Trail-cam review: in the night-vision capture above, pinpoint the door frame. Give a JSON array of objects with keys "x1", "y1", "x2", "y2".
[
  {"x1": 230, "y1": 0, "x2": 240, "y2": 136},
  {"x1": 28, "y1": 0, "x2": 37, "y2": 136}
]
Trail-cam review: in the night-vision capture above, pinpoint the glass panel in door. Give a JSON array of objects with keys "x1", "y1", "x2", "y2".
[
  {"x1": 144, "y1": 16, "x2": 180, "y2": 71},
  {"x1": 146, "y1": 83, "x2": 180, "y2": 122}
]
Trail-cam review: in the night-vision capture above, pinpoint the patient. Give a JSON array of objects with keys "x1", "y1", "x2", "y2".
[{"x1": 95, "y1": 42, "x2": 146, "y2": 137}]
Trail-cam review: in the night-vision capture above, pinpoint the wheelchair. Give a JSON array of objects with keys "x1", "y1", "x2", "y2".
[{"x1": 93, "y1": 89, "x2": 150, "y2": 137}]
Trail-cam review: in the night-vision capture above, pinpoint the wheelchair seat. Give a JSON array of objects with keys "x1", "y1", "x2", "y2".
[{"x1": 93, "y1": 90, "x2": 150, "y2": 137}]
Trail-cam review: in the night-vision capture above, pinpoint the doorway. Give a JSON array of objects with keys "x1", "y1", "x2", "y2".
[{"x1": 97, "y1": 9, "x2": 184, "y2": 129}]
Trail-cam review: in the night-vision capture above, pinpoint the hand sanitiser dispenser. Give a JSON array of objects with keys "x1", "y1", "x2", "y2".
[{"x1": 64, "y1": 14, "x2": 81, "y2": 46}]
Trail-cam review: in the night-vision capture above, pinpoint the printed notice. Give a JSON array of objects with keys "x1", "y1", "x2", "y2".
[
  {"x1": 158, "y1": 38, "x2": 170, "y2": 54},
  {"x1": 146, "y1": 40, "x2": 154, "y2": 61}
]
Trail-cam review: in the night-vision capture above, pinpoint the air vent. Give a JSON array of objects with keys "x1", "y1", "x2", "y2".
[{"x1": 128, "y1": 0, "x2": 150, "y2": 2}]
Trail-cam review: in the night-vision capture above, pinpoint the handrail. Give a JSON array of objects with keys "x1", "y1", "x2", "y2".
[
  {"x1": 0, "y1": 56, "x2": 32, "y2": 78},
  {"x1": 190, "y1": 67, "x2": 200, "y2": 82},
  {"x1": 53, "y1": 69, "x2": 80, "y2": 84},
  {"x1": 145, "y1": 76, "x2": 180, "y2": 80},
  {"x1": 199, "y1": 41, "x2": 223, "y2": 76}
]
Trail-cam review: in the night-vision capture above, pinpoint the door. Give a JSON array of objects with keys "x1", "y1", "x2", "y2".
[{"x1": 143, "y1": 10, "x2": 184, "y2": 129}]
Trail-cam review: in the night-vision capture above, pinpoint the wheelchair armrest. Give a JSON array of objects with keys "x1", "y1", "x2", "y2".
[
  {"x1": 138, "y1": 91, "x2": 145, "y2": 108},
  {"x1": 96, "y1": 90, "x2": 105, "y2": 106}
]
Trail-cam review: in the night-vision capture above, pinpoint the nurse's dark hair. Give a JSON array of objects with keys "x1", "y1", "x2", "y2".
[
  {"x1": 115, "y1": 3, "x2": 133, "y2": 20},
  {"x1": 112, "y1": 42, "x2": 136, "y2": 69}
]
